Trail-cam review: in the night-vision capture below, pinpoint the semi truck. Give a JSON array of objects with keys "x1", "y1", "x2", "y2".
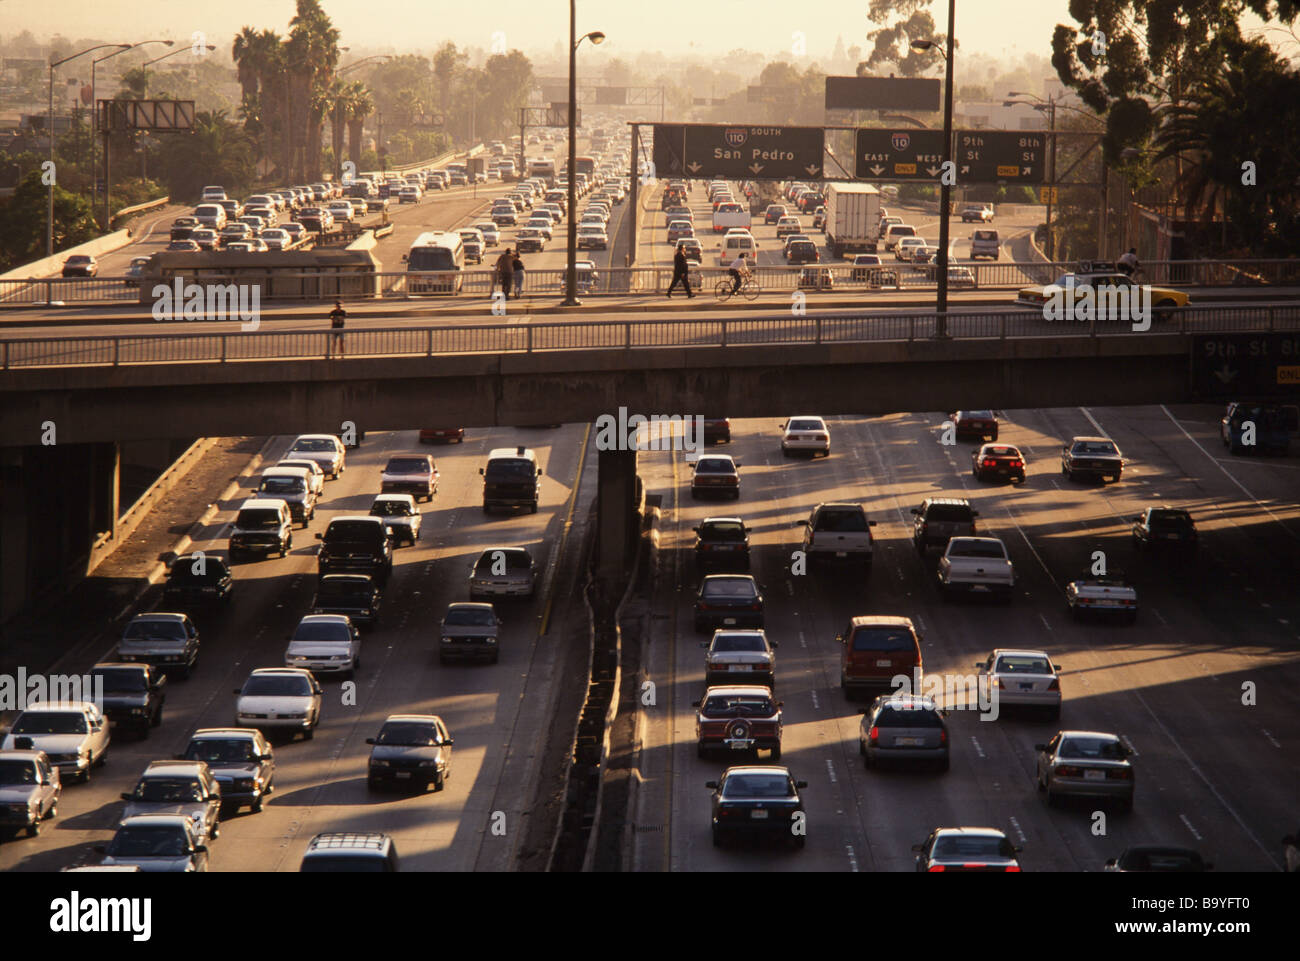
[{"x1": 823, "y1": 182, "x2": 882, "y2": 259}]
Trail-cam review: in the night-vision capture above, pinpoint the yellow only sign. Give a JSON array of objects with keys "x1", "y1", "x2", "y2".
[
  {"x1": 1278, "y1": 366, "x2": 1300, "y2": 384},
  {"x1": 1039, "y1": 186, "x2": 1059, "y2": 204},
  {"x1": 997, "y1": 165, "x2": 1020, "y2": 177},
  {"x1": 895, "y1": 163, "x2": 917, "y2": 174}
]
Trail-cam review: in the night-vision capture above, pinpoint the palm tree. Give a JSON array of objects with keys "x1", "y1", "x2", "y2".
[
  {"x1": 345, "y1": 82, "x2": 373, "y2": 170},
  {"x1": 326, "y1": 76, "x2": 348, "y2": 179},
  {"x1": 287, "y1": 0, "x2": 341, "y2": 182},
  {"x1": 232, "y1": 27, "x2": 262, "y2": 103}
]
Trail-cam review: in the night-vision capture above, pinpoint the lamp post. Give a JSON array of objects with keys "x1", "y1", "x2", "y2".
[
  {"x1": 92, "y1": 40, "x2": 172, "y2": 227},
  {"x1": 142, "y1": 43, "x2": 215, "y2": 98},
  {"x1": 48, "y1": 43, "x2": 130, "y2": 255},
  {"x1": 561, "y1": 2, "x2": 604, "y2": 307},
  {"x1": 910, "y1": 0, "x2": 956, "y2": 337}
]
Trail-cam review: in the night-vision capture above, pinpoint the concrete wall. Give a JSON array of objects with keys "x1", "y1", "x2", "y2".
[{"x1": 0, "y1": 229, "x2": 134, "y2": 281}]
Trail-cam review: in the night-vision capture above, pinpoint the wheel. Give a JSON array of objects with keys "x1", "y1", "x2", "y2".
[
  {"x1": 742, "y1": 281, "x2": 760, "y2": 301},
  {"x1": 769, "y1": 743, "x2": 781, "y2": 762},
  {"x1": 712, "y1": 827, "x2": 722, "y2": 847},
  {"x1": 432, "y1": 770, "x2": 445, "y2": 792},
  {"x1": 279, "y1": 541, "x2": 288, "y2": 558},
  {"x1": 150, "y1": 702, "x2": 163, "y2": 727},
  {"x1": 252, "y1": 792, "x2": 264, "y2": 812},
  {"x1": 714, "y1": 280, "x2": 731, "y2": 301},
  {"x1": 209, "y1": 819, "x2": 219, "y2": 840},
  {"x1": 1036, "y1": 772, "x2": 1046, "y2": 793},
  {"x1": 81, "y1": 757, "x2": 92, "y2": 784}
]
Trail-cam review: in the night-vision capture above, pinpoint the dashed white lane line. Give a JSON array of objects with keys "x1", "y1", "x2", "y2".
[
  {"x1": 846, "y1": 844, "x2": 860, "y2": 872},
  {"x1": 1261, "y1": 729, "x2": 1282, "y2": 749},
  {"x1": 1008, "y1": 816, "x2": 1027, "y2": 843},
  {"x1": 1180, "y1": 814, "x2": 1203, "y2": 842},
  {"x1": 810, "y1": 689, "x2": 820, "y2": 711},
  {"x1": 969, "y1": 735, "x2": 986, "y2": 759},
  {"x1": 825, "y1": 758, "x2": 837, "y2": 784},
  {"x1": 1038, "y1": 612, "x2": 1052, "y2": 632},
  {"x1": 798, "y1": 630, "x2": 807, "y2": 648}
]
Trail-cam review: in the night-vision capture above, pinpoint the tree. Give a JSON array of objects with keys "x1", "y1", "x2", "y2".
[
  {"x1": 432, "y1": 43, "x2": 467, "y2": 121},
  {"x1": 346, "y1": 82, "x2": 374, "y2": 169},
  {"x1": 0, "y1": 171, "x2": 98, "y2": 270},
  {"x1": 861, "y1": 0, "x2": 948, "y2": 77}
]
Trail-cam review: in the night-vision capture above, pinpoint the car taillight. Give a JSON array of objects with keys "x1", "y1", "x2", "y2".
[
  {"x1": 751, "y1": 602, "x2": 761, "y2": 610},
  {"x1": 997, "y1": 678, "x2": 1006, "y2": 689},
  {"x1": 1112, "y1": 768, "x2": 1133, "y2": 779},
  {"x1": 983, "y1": 459, "x2": 996, "y2": 468},
  {"x1": 1056, "y1": 765, "x2": 1082, "y2": 777},
  {"x1": 1005, "y1": 865, "x2": 1021, "y2": 872},
  {"x1": 1010, "y1": 460, "x2": 1023, "y2": 467},
  {"x1": 1047, "y1": 678, "x2": 1059, "y2": 690},
  {"x1": 868, "y1": 726, "x2": 879, "y2": 744},
  {"x1": 1123, "y1": 599, "x2": 1136, "y2": 606},
  {"x1": 928, "y1": 865, "x2": 946, "y2": 872}
]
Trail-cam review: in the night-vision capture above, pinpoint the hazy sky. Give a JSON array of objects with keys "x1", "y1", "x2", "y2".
[{"x1": 11, "y1": 1, "x2": 1083, "y2": 62}]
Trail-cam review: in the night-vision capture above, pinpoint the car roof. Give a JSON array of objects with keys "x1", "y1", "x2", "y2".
[
  {"x1": 262, "y1": 466, "x2": 309, "y2": 476},
  {"x1": 297, "y1": 614, "x2": 352, "y2": 625},
  {"x1": 305, "y1": 832, "x2": 392, "y2": 852},
  {"x1": 191, "y1": 728, "x2": 261, "y2": 740},
  {"x1": 248, "y1": 667, "x2": 315, "y2": 678},
  {"x1": 722, "y1": 765, "x2": 792, "y2": 777},
  {"x1": 142, "y1": 760, "x2": 207, "y2": 777},
  {"x1": 701, "y1": 685, "x2": 775, "y2": 697},
  {"x1": 447, "y1": 601, "x2": 496, "y2": 612},
  {"x1": 487, "y1": 447, "x2": 536, "y2": 460},
  {"x1": 922, "y1": 497, "x2": 972, "y2": 506},
  {"x1": 1070, "y1": 435, "x2": 1111, "y2": 443},
  {"x1": 130, "y1": 612, "x2": 188, "y2": 622},
  {"x1": 1058, "y1": 730, "x2": 1122, "y2": 741},
  {"x1": 476, "y1": 546, "x2": 530, "y2": 556},
  {"x1": 292, "y1": 434, "x2": 340, "y2": 442},
  {"x1": 848, "y1": 615, "x2": 915, "y2": 629},
  {"x1": 990, "y1": 649, "x2": 1052, "y2": 660},
  {"x1": 933, "y1": 827, "x2": 1008, "y2": 837},
  {"x1": 382, "y1": 714, "x2": 444, "y2": 725},
  {"x1": 326, "y1": 515, "x2": 384, "y2": 525},
  {"x1": 117, "y1": 814, "x2": 196, "y2": 829},
  {"x1": 711, "y1": 628, "x2": 766, "y2": 637},
  {"x1": 372, "y1": 493, "x2": 416, "y2": 502},
  {"x1": 700, "y1": 516, "x2": 744, "y2": 525},
  {"x1": 91, "y1": 661, "x2": 150, "y2": 671},
  {"x1": 237, "y1": 498, "x2": 288, "y2": 510},
  {"x1": 701, "y1": 574, "x2": 757, "y2": 584},
  {"x1": 17, "y1": 701, "x2": 98, "y2": 712}
]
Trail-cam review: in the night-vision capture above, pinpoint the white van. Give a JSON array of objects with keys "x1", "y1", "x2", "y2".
[
  {"x1": 717, "y1": 231, "x2": 758, "y2": 265},
  {"x1": 200, "y1": 185, "x2": 227, "y2": 202},
  {"x1": 882, "y1": 223, "x2": 917, "y2": 253},
  {"x1": 404, "y1": 231, "x2": 465, "y2": 295},
  {"x1": 193, "y1": 204, "x2": 227, "y2": 230}
]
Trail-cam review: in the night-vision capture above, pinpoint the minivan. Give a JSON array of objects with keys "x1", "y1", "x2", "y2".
[
  {"x1": 970, "y1": 228, "x2": 1000, "y2": 260},
  {"x1": 193, "y1": 204, "x2": 227, "y2": 230},
  {"x1": 838, "y1": 615, "x2": 923, "y2": 698}
]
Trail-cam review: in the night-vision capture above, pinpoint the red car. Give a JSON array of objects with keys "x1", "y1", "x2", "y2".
[
  {"x1": 694, "y1": 685, "x2": 783, "y2": 760},
  {"x1": 951, "y1": 410, "x2": 999, "y2": 442},
  {"x1": 419, "y1": 428, "x2": 464, "y2": 444}
]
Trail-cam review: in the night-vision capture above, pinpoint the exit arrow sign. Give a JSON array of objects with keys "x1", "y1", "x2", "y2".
[
  {"x1": 804, "y1": 164, "x2": 820, "y2": 175},
  {"x1": 870, "y1": 165, "x2": 885, "y2": 176},
  {"x1": 748, "y1": 162, "x2": 765, "y2": 174},
  {"x1": 926, "y1": 165, "x2": 941, "y2": 177},
  {"x1": 687, "y1": 162, "x2": 701, "y2": 173}
]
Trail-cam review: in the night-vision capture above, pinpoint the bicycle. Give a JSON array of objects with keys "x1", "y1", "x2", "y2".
[{"x1": 714, "y1": 275, "x2": 761, "y2": 302}]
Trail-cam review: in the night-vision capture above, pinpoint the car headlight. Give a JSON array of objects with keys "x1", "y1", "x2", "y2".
[
  {"x1": 129, "y1": 707, "x2": 147, "y2": 715},
  {"x1": 417, "y1": 760, "x2": 435, "y2": 768},
  {"x1": 486, "y1": 637, "x2": 497, "y2": 644},
  {"x1": 371, "y1": 759, "x2": 390, "y2": 767},
  {"x1": 441, "y1": 637, "x2": 453, "y2": 644}
]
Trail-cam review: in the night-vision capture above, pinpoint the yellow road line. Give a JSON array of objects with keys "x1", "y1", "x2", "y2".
[{"x1": 540, "y1": 422, "x2": 592, "y2": 636}]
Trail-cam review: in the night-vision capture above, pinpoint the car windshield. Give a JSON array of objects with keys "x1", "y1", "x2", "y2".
[
  {"x1": 712, "y1": 634, "x2": 765, "y2": 653},
  {"x1": 851, "y1": 628, "x2": 916, "y2": 652},
  {"x1": 242, "y1": 675, "x2": 311, "y2": 697},
  {"x1": 1058, "y1": 737, "x2": 1127, "y2": 759},
  {"x1": 292, "y1": 620, "x2": 351, "y2": 641},
  {"x1": 721, "y1": 773, "x2": 794, "y2": 798},
  {"x1": 385, "y1": 458, "x2": 430, "y2": 474},
  {"x1": 702, "y1": 696, "x2": 774, "y2": 716},
  {"x1": 371, "y1": 500, "x2": 413, "y2": 517},
  {"x1": 292, "y1": 439, "x2": 335, "y2": 452},
  {"x1": 0, "y1": 759, "x2": 41, "y2": 784},
  {"x1": 1149, "y1": 510, "x2": 1192, "y2": 530},
  {"x1": 700, "y1": 522, "x2": 745, "y2": 541},
  {"x1": 108, "y1": 826, "x2": 189, "y2": 858},
  {"x1": 933, "y1": 836, "x2": 1014, "y2": 859},
  {"x1": 185, "y1": 739, "x2": 256, "y2": 763},
  {"x1": 12, "y1": 711, "x2": 87, "y2": 735},
  {"x1": 315, "y1": 581, "x2": 369, "y2": 603},
  {"x1": 260, "y1": 477, "x2": 305, "y2": 494},
  {"x1": 815, "y1": 509, "x2": 867, "y2": 532},
  {"x1": 973, "y1": 231, "x2": 997, "y2": 241},
  {"x1": 995, "y1": 656, "x2": 1051, "y2": 674},
  {"x1": 324, "y1": 521, "x2": 382, "y2": 545},
  {"x1": 91, "y1": 668, "x2": 147, "y2": 692},
  {"x1": 131, "y1": 778, "x2": 204, "y2": 803},
  {"x1": 983, "y1": 447, "x2": 1019, "y2": 458},
  {"x1": 123, "y1": 619, "x2": 185, "y2": 641},
  {"x1": 375, "y1": 722, "x2": 438, "y2": 746},
  {"x1": 949, "y1": 540, "x2": 1005, "y2": 559},
  {"x1": 486, "y1": 459, "x2": 535, "y2": 480},
  {"x1": 702, "y1": 578, "x2": 758, "y2": 600},
  {"x1": 695, "y1": 459, "x2": 733, "y2": 474},
  {"x1": 444, "y1": 607, "x2": 496, "y2": 627},
  {"x1": 876, "y1": 705, "x2": 943, "y2": 727},
  {"x1": 1074, "y1": 441, "x2": 1118, "y2": 455},
  {"x1": 168, "y1": 560, "x2": 224, "y2": 583},
  {"x1": 235, "y1": 509, "x2": 281, "y2": 529}
]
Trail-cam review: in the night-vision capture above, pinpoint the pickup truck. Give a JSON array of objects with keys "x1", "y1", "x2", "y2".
[
  {"x1": 712, "y1": 202, "x2": 751, "y2": 233},
  {"x1": 796, "y1": 503, "x2": 877, "y2": 568},
  {"x1": 937, "y1": 537, "x2": 1016, "y2": 599}
]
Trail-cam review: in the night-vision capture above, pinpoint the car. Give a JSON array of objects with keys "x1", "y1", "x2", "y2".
[
  {"x1": 774, "y1": 216, "x2": 803, "y2": 239},
  {"x1": 860, "y1": 694, "x2": 950, "y2": 770},
  {"x1": 837, "y1": 616, "x2": 923, "y2": 699},
  {"x1": 938, "y1": 264, "x2": 977, "y2": 288},
  {"x1": 895, "y1": 237, "x2": 930, "y2": 262},
  {"x1": 219, "y1": 223, "x2": 253, "y2": 247},
  {"x1": 1065, "y1": 573, "x2": 1138, "y2": 621},
  {"x1": 418, "y1": 427, "x2": 465, "y2": 444},
  {"x1": 703, "y1": 629, "x2": 776, "y2": 689},
  {"x1": 676, "y1": 238, "x2": 703, "y2": 263},
  {"x1": 1017, "y1": 268, "x2": 1190, "y2": 315},
  {"x1": 468, "y1": 547, "x2": 537, "y2": 599},
  {"x1": 119, "y1": 760, "x2": 222, "y2": 843},
  {"x1": 975, "y1": 649, "x2": 1062, "y2": 719},
  {"x1": 1132, "y1": 507, "x2": 1197, "y2": 551},
  {"x1": 440, "y1": 601, "x2": 502, "y2": 664},
  {"x1": 937, "y1": 536, "x2": 1016, "y2": 600},
  {"x1": 1104, "y1": 846, "x2": 1213, "y2": 872},
  {"x1": 200, "y1": 185, "x2": 228, "y2": 202},
  {"x1": 233, "y1": 668, "x2": 323, "y2": 740},
  {"x1": 260, "y1": 228, "x2": 292, "y2": 250},
  {"x1": 1061, "y1": 435, "x2": 1124, "y2": 483},
  {"x1": 914, "y1": 828, "x2": 1021, "y2": 872},
  {"x1": 692, "y1": 517, "x2": 750, "y2": 573},
  {"x1": 779, "y1": 415, "x2": 830, "y2": 457},
  {"x1": 89, "y1": 663, "x2": 166, "y2": 735},
  {"x1": 61, "y1": 254, "x2": 98, "y2": 278},
  {"x1": 162, "y1": 553, "x2": 233, "y2": 608},
  {"x1": 457, "y1": 229, "x2": 485, "y2": 263},
  {"x1": 784, "y1": 238, "x2": 820, "y2": 264},
  {"x1": 178, "y1": 729, "x2": 275, "y2": 814},
  {"x1": 812, "y1": 205, "x2": 826, "y2": 230},
  {"x1": 369, "y1": 494, "x2": 422, "y2": 546},
  {"x1": 166, "y1": 239, "x2": 201, "y2": 252},
  {"x1": 797, "y1": 502, "x2": 877, "y2": 568},
  {"x1": 1221, "y1": 401, "x2": 1298, "y2": 454},
  {"x1": 763, "y1": 203, "x2": 788, "y2": 225},
  {"x1": 707, "y1": 766, "x2": 808, "y2": 850},
  {"x1": 281, "y1": 223, "x2": 307, "y2": 242},
  {"x1": 525, "y1": 217, "x2": 554, "y2": 240},
  {"x1": 366, "y1": 714, "x2": 454, "y2": 792},
  {"x1": 123, "y1": 256, "x2": 152, "y2": 287},
  {"x1": 0, "y1": 750, "x2": 61, "y2": 839},
  {"x1": 694, "y1": 686, "x2": 783, "y2": 760},
  {"x1": 0, "y1": 701, "x2": 110, "y2": 784},
  {"x1": 694, "y1": 574, "x2": 764, "y2": 633},
  {"x1": 690, "y1": 453, "x2": 740, "y2": 499},
  {"x1": 311, "y1": 574, "x2": 381, "y2": 630},
  {"x1": 193, "y1": 204, "x2": 227, "y2": 229},
  {"x1": 287, "y1": 434, "x2": 346, "y2": 478},
  {"x1": 882, "y1": 224, "x2": 917, "y2": 252},
  {"x1": 950, "y1": 410, "x2": 998, "y2": 441},
  {"x1": 299, "y1": 832, "x2": 400, "y2": 872},
  {"x1": 286, "y1": 612, "x2": 362, "y2": 673},
  {"x1": 97, "y1": 814, "x2": 209, "y2": 872},
  {"x1": 666, "y1": 220, "x2": 694, "y2": 243},
  {"x1": 961, "y1": 203, "x2": 994, "y2": 223},
  {"x1": 1036, "y1": 730, "x2": 1135, "y2": 810},
  {"x1": 189, "y1": 228, "x2": 219, "y2": 251},
  {"x1": 850, "y1": 253, "x2": 895, "y2": 286},
  {"x1": 971, "y1": 443, "x2": 1026, "y2": 483},
  {"x1": 224, "y1": 239, "x2": 269, "y2": 254},
  {"x1": 701, "y1": 417, "x2": 730, "y2": 444},
  {"x1": 116, "y1": 612, "x2": 201, "y2": 678},
  {"x1": 380, "y1": 454, "x2": 438, "y2": 502},
  {"x1": 491, "y1": 206, "x2": 518, "y2": 226},
  {"x1": 481, "y1": 446, "x2": 543, "y2": 514},
  {"x1": 577, "y1": 224, "x2": 609, "y2": 249},
  {"x1": 910, "y1": 497, "x2": 978, "y2": 554},
  {"x1": 228, "y1": 498, "x2": 294, "y2": 562},
  {"x1": 257, "y1": 467, "x2": 317, "y2": 526},
  {"x1": 397, "y1": 186, "x2": 420, "y2": 203},
  {"x1": 276, "y1": 458, "x2": 325, "y2": 497},
  {"x1": 515, "y1": 227, "x2": 546, "y2": 252},
  {"x1": 327, "y1": 200, "x2": 356, "y2": 222}
]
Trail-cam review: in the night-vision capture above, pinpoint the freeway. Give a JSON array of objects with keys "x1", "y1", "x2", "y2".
[
  {"x1": 0, "y1": 423, "x2": 595, "y2": 872},
  {"x1": 630, "y1": 405, "x2": 1300, "y2": 872}
]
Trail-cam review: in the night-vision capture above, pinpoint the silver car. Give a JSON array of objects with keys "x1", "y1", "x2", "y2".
[
  {"x1": 859, "y1": 694, "x2": 950, "y2": 770},
  {"x1": 1036, "y1": 730, "x2": 1135, "y2": 810},
  {"x1": 97, "y1": 814, "x2": 209, "y2": 872},
  {"x1": 366, "y1": 714, "x2": 454, "y2": 792},
  {"x1": 0, "y1": 749, "x2": 62, "y2": 838},
  {"x1": 286, "y1": 434, "x2": 345, "y2": 479},
  {"x1": 703, "y1": 629, "x2": 776, "y2": 688},
  {"x1": 284, "y1": 614, "x2": 361, "y2": 676},
  {"x1": 276, "y1": 458, "x2": 325, "y2": 497},
  {"x1": 233, "y1": 668, "x2": 323, "y2": 739},
  {"x1": 440, "y1": 602, "x2": 502, "y2": 664},
  {"x1": 914, "y1": 827, "x2": 1021, "y2": 872},
  {"x1": 975, "y1": 649, "x2": 1062, "y2": 719},
  {"x1": 119, "y1": 760, "x2": 222, "y2": 843},
  {"x1": 370, "y1": 494, "x2": 422, "y2": 546},
  {"x1": 468, "y1": 547, "x2": 536, "y2": 599},
  {"x1": 1, "y1": 701, "x2": 110, "y2": 783}
]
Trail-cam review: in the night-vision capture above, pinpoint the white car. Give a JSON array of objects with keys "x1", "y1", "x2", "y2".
[
  {"x1": 286, "y1": 434, "x2": 345, "y2": 479},
  {"x1": 284, "y1": 615, "x2": 361, "y2": 677},
  {"x1": 975, "y1": 649, "x2": 1063, "y2": 718},
  {"x1": 327, "y1": 200, "x2": 356, "y2": 223},
  {"x1": 471, "y1": 222, "x2": 500, "y2": 245},
  {"x1": 260, "y1": 228, "x2": 291, "y2": 250},
  {"x1": 369, "y1": 493, "x2": 422, "y2": 546},
  {"x1": 1066, "y1": 575, "x2": 1138, "y2": 622},
  {"x1": 779, "y1": 416, "x2": 831, "y2": 457},
  {"x1": 233, "y1": 668, "x2": 322, "y2": 740},
  {"x1": 1, "y1": 702, "x2": 111, "y2": 784},
  {"x1": 275, "y1": 458, "x2": 325, "y2": 497},
  {"x1": 397, "y1": 186, "x2": 421, "y2": 204},
  {"x1": 896, "y1": 237, "x2": 928, "y2": 262},
  {"x1": 525, "y1": 217, "x2": 554, "y2": 240},
  {"x1": 577, "y1": 225, "x2": 608, "y2": 249}
]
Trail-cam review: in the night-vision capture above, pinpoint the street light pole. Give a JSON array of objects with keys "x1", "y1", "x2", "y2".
[
  {"x1": 934, "y1": 0, "x2": 956, "y2": 336},
  {"x1": 561, "y1": 8, "x2": 604, "y2": 308},
  {"x1": 1045, "y1": 100, "x2": 1057, "y2": 260}
]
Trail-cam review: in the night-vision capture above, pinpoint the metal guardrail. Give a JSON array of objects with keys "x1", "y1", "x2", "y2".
[
  {"x1": 110, "y1": 195, "x2": 170, "y2": 228},
  {"x1": 3, "y1": 304, "x2": 1297, "y2": 371},
  {"x1": 3, "y1": 259, "x2": 1298, "y2": 308}
]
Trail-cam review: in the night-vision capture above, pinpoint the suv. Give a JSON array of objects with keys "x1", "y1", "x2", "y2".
[
  {"x1": 910, "y1": 498, "x2": 979, "y2": 553},
  {"x1": 229, "y1": 498, "x2": 293, "y2": 561},
  {"x1": 256, "y1": 468, "x2": 317, "y2": 526},
  {"x1": 1, "y1": 701, "x2": 111, "y2": 783},
  {"x1": 797, "y1": 503, "x2": 876, "y2": 568},
  {"x1": 116, "y1": 612, "x2": 201, "y2": 679},
  {"x1": 316, "y1": 516, "x2": 393, "y2": 586},
  {"x1": 380, "y1": 454, "x2": 438, "y2": 502},
  {"x1": 969, "y1": 228, "x2": 1000, "y2": 260},
  {"x1": 162, "y1": 553, "x2": 233, "y2": 608},
  {"x1": 480, "y1": 447, "x2": 543, "y2": 514},
  {"x1": 837, "y1": 616, "x2": 923, "y2": 699},
  {"x1": 300, "y1": 832, "x2": 400, "y2": 872},
  {"x1": 89, "y1": 663, "x2": 166, "y2": 735}
]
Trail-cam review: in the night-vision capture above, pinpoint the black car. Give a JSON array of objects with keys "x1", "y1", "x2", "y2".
[
  {"x1": 61, "y1": 255, "x2": 98, "y2": 277},
  {"x1": 316, "y1": 517, "x2": 393, "y2": 586},
  {"x1": 89, "y1": 663, "x2": 166, "y2": 736},
  {"x1": 170, "y1": 218, "x2": 199, "y2": 241},
  {"x1": 693, "y1": 517, "x2": 750, "y2": 572},
  {"x1": 179, "y1": 729, "x2": 275, "y2": 814},
  {"x1": 694, "y1": 574, "x2": 764, "y2": 633},
  {"x1": 911, "y1": 498, "x2": 979, "y2": 553},
  {"x1": 1132, "y1": 508, "x2": 1197, "y2": 551},
  {"x1": 707, "y1": 766, "x2": 807, "y2": 849},
  {"x1": 312, "y1": 574, "x2": 381, "y2": 629},
  {"x1": 785, "y1": 240, "x2": 819, "y2": 264},
  {"x1": 162, "y1": 554, "x2": 234, "y2": 608},
  {"x1": 1062, "y1": 436, "x2": 1124, "y2": 483},
  {"x1": 701, "y1": 418, "x2": 731, "y2": 444},
  {"x1": 1104, "y1": 846, "x2": 1213, "y2": 872}
]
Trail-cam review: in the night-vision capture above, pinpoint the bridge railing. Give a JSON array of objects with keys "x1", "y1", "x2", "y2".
[
  {"x1": 4, "y1": 303, "x2": 1298, "y2": 370},
  {"x1": 3, "y1": 259, "x2": 1299, "y2": 308}
]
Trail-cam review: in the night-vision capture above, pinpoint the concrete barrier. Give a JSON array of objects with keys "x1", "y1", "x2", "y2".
[{"x1": 0, "y1": 229, "x2": 134, "y2": 282}]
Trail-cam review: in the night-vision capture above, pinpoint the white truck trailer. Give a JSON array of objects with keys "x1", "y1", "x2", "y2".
[{"x1": 824, "y1": 182, "x2": 882, "y2": 259}]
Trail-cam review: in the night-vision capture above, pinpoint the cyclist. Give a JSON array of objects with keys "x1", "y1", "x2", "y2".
[{"x1": 729, "y1": 252, "x2": 750, "y2": 295}]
